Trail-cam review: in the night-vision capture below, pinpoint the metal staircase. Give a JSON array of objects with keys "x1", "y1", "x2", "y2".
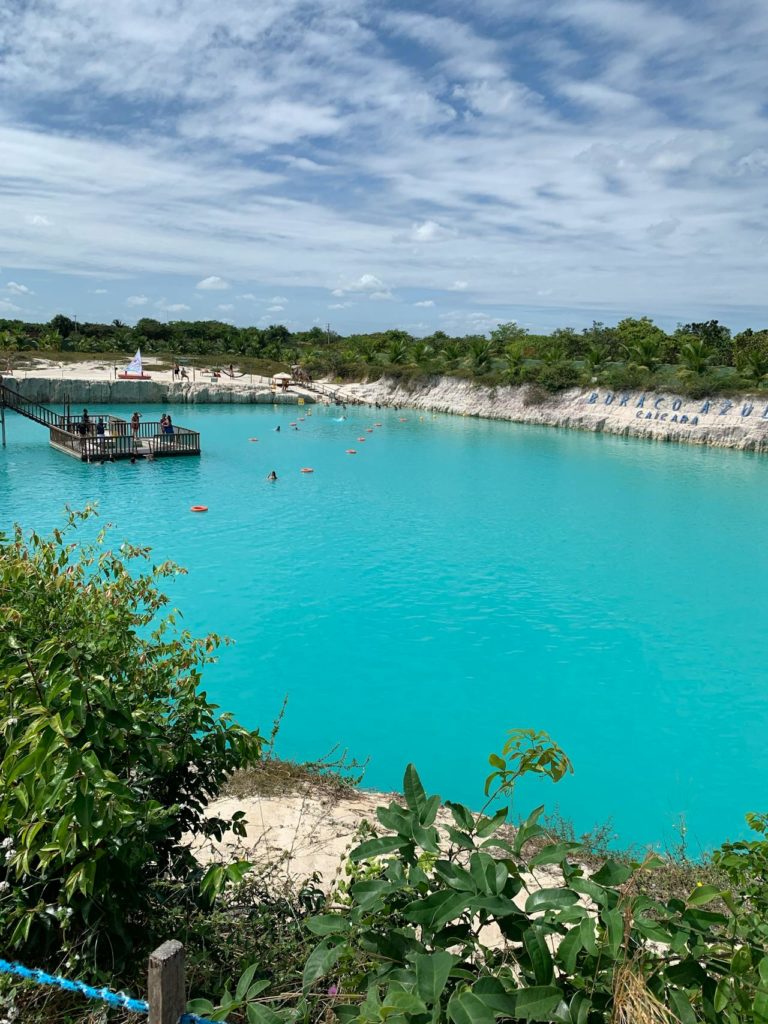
[{"x1": 0, "y1": 381, "x2": 65, "y2": 429}]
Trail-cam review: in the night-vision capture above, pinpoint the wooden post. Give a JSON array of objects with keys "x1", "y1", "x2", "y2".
[
  {"x1": 148, "y1": 940, "x2": 185, "y2": 1024},
  {"x1": 1, "y1": 403, "x2": 5, "y2": 447}
]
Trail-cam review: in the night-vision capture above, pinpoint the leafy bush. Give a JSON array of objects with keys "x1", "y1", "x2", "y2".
[
  {"x1": 234, "y1": 732, "x2": 768, "y2": 1024},
  {"x1": 0, "y1": 508, "x2": 262, "y2": 967}
]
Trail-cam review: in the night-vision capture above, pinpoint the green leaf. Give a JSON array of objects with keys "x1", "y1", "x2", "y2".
[
  {"x1": 350, "y1": 835, "x2": 410, "y2": 863},
  {"x1": 523, "y1": 925, "x2": 554, "y2": 984},
  {"x1": 475, "y1": 807, "x2": 507, "y2": 838},
  {"x1": 590, "y1": 860, "x2": 634, "y2": 887},
  {"x1": 601, "y1": 907, "x2": 623, "y2": 958},
  {"x1": 247, "y1": 1004, "x2": 287, "y2": 1024},
  {"x1": 235, "y1": 964, "x2": 260, "y2": 1001},
  {"x1": 668, "y1": 990, "x2": 697, "y2": 1024},
  {"x1": 686, "y1": 884, "x2": 721, "y2": 907},
  {"x1": 714, "y1": 979, "x2": 731, "y2": 1013},
  {"x1": 528, "y1": 842, "x2": 582, "y2": 867},
  {"x1": 302, "y1": 938, "x2": 345, "y2": 990},
  {"x1": 447, "y1": 990, "x2": 495, "y2": 1024},
  {"x1": 476, "y1": 983, "x2": 564, "y2": 1022},
  {"x1": 414, "y1": 951, "x2": 457, "y2": 1006},
  {"x1": 306, "y1": 915, "x2": 351, "y2": 936},
  {"x1": 404, "y1": 764, "x2": 427, "y2": 815},
  {"x1": 556, "y1": 927, "x2": 582, "y2": 974},
  {"x1": 446, "y1": 802, "x2": 475, "y2": 831},
  {"x1": 525, "y1": 888, "x2": 580, "y2": 914},
  {"x1": 404, "y1": 890, "x2": 473, "y2": 931}
]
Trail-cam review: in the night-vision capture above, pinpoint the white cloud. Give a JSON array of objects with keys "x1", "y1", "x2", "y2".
[
  {"x1": 329, "y1": 301, "x2": 352, "y2": 308},
  {"x1": 5, "y1": 281, "x2": 33, "y2": 294},
  {"x1": 0, "y1": 0, "x2": 766, "y2": 327},
  {"x1": 414, "y1": 299, "x2": 435, "y2": 307},
  {"x1": 267, "y1": 304, "x2": 285, "y2": 312},
  {"x1": 217, "y1": 303, "x2": 234, "y2": 311},
  {"x1": 332, "y1": 274, "x2": 393, "y2": 300},
  {"x1": 126, "y1": 295, "x2": 148, "y2": 306},
  {"x1": 270, "y1": 295, "x2": 288, "y2": 303},
  {"x1": 238, "y1": 292, "x2": 257, "y2": 300},
  {"x1": 401, "y1": 220, "x2": 456, "y2": 243},
  {"x1": 90, "y1": 288, "x2": 108, "y2": 294},
  {"x1": 0, "y1": 299, "x2": 21, "y2": 313},
  {"x1": 196, "y1": 276, "x2": 230, "y2": 291},
  {"x1": 164, "y1": 303, "x2": 191, "y2": 312}
]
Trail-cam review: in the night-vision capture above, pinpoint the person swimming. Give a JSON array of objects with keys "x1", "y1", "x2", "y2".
[
  {"x1": 275, "y1": 425, "x2": 281, "y2": 432},
  {"x1": 267, "y1": 470, "x2": 278, "y2": 481}
]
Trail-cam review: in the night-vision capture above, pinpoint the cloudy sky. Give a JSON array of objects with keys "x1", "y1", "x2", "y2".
[{"x1": 0, "y1": 0, "x2": 767, "y2": 335}]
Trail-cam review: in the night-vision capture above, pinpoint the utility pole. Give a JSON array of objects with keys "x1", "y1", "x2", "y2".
[{"x1": 326, "y1": 322, "x2": 331, "y2": 345}]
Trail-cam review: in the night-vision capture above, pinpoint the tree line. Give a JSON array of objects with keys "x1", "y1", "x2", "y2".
[{"x1": 3, "y1": 313, "x2": 768, "y2": 395}]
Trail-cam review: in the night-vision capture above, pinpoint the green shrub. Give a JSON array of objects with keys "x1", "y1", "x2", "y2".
[{"x1": 0, "y1": 508, "x2": 262, "y2": 967}]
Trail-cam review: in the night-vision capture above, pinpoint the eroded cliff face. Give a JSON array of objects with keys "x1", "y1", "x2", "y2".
[
  {"x1": 5, "y1": 378, "x2": 308, "y2": 406},
  {"x1": 342, "y1": 377, "x2": 768, "y2": 453}
]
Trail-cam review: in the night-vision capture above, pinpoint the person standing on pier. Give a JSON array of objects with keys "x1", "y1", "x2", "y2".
[{"x1": 131, "y1": 411, "x2": 140, "y2": 445}]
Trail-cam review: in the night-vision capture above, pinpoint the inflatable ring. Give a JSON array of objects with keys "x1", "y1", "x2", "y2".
[
  {"x1": 346, "y1": 449, "x2": 357, "y2": 454},
  {"x1": 366, "y1": 428, "x2": 373, "y2": 432},
  {"x1": 301, "y1": 467, "x2": 314, "y2": 473},
  {"x1": 358, "y1": 437, "x2": 366, "y2": 441},
  {"x1": 289, "y1": 422, "x2": 297, "y2": 426},
  {"x1": 249, "y1": 437, "x2": 258, "y2": 442},
  {"x1": 375, "y1": 423, "x2": 382, "y2": 427},
  {"x1": 190, "y1": 505, "x2": 208, "y2": 513}
]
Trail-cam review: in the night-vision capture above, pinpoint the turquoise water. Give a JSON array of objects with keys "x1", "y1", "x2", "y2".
[{"x1": 2, "y1": 401, "x2": 767, "y2": 853}]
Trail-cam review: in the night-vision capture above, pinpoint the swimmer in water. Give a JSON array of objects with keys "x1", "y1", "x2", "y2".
[
  {"x1": 267, "y1": 470, "x2": 278, "y2": 481},
  {"x1": 275, "y1": 425, "x2": 281, "y2": 432}
]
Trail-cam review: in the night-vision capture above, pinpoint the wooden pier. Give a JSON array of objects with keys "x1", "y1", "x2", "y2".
[{"x1": 0, "y1": 381, "x2": 201, "y2": 462}]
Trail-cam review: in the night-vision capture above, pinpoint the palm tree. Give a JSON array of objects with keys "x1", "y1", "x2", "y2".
[
  {"x1": 438, "y1": 340, "x2": 463, "y2": 370},
  {"x1": 624, "y1": 336, "x2": 663, "y2": 372},
  {"x1": 742, "y1": 350, "x2": 768, "y2": 382},
  {"x1": 387, "y1": 338, "x2": 410, "y2": 365},
  {"x1": 678, "y1": 339, "x2": 714, "y2": 374},
  {"x1": 584, "y1": 343, "x2": 609, "y2": 373},
  {"x1": 467, "y1": 337, "x2": 494, "y2": 373}
]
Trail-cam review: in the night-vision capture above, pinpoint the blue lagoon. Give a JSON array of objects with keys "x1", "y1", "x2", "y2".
[{"x1": 2, "y1": 401, "x2": 766, "y2": 852}]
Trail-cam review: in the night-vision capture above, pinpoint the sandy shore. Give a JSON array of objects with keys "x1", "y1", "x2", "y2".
[{"x1": 5, "y1": 359, "x2": 768, "y2": 451}]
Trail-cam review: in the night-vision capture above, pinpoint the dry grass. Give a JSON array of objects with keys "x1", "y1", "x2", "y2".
[{"x1": 612, "y1": 963, "x2": 680, "y2": 1024}]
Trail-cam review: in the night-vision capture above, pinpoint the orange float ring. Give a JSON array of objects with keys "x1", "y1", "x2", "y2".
[
  {"x1": 190, "y1": 505, "x2": 208, "y2": 513},
  {"x1": 346, "y1": 449, "x2": 357, "y2": 454},
  {"x1": 300, "y1": 467, "x2": 314, "y2": 473}
]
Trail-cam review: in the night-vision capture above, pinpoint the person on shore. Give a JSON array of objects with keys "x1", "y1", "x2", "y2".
[
  {"x1": 267, "y1": 470, "x2": 278, "y2": 481},
  {"x1": 96, "y1": 417, "x2": 105, "y2": 448},
  {"x1": 82, "y1": 409, "x2": 90, "y2": 433},
  {"x1": 173, "y1": 363, "x2": 180, "y2": 378},
  {"x1": 163, "y1": 414, "x2": 174, "y2": 436},
  {"x1": 131, "y1": 411, "x2": 140, "y2": 444}
]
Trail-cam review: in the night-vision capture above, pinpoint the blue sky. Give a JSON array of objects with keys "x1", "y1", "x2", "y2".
[{"x1": 0, "y1": 0, "x2": 767, "y2": 336}]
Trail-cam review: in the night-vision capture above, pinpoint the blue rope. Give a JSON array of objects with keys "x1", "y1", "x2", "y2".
[{"x1": 0, "y1": 959, "x2": 217, "y2": 1023}]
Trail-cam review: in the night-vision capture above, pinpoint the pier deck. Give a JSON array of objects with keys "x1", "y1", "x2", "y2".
[{"x1": 1, "y1": 381, "x2": 201, "y2": 462}]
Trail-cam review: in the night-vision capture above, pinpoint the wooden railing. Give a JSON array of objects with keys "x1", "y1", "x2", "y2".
[
  {"x1": 50, "y1": 421, "x2": 200, "y2": 460},
  {"x1": 0, "y1": 381, "x2": 65, "y2": 427}
]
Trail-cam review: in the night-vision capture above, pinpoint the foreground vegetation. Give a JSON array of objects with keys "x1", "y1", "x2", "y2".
[
  {"x1": 4, "y1": 315, "x2": 768, "y2": 396},
  {"x1": 3, "y1": 512, "x2": 768, "y2": 1023}
]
